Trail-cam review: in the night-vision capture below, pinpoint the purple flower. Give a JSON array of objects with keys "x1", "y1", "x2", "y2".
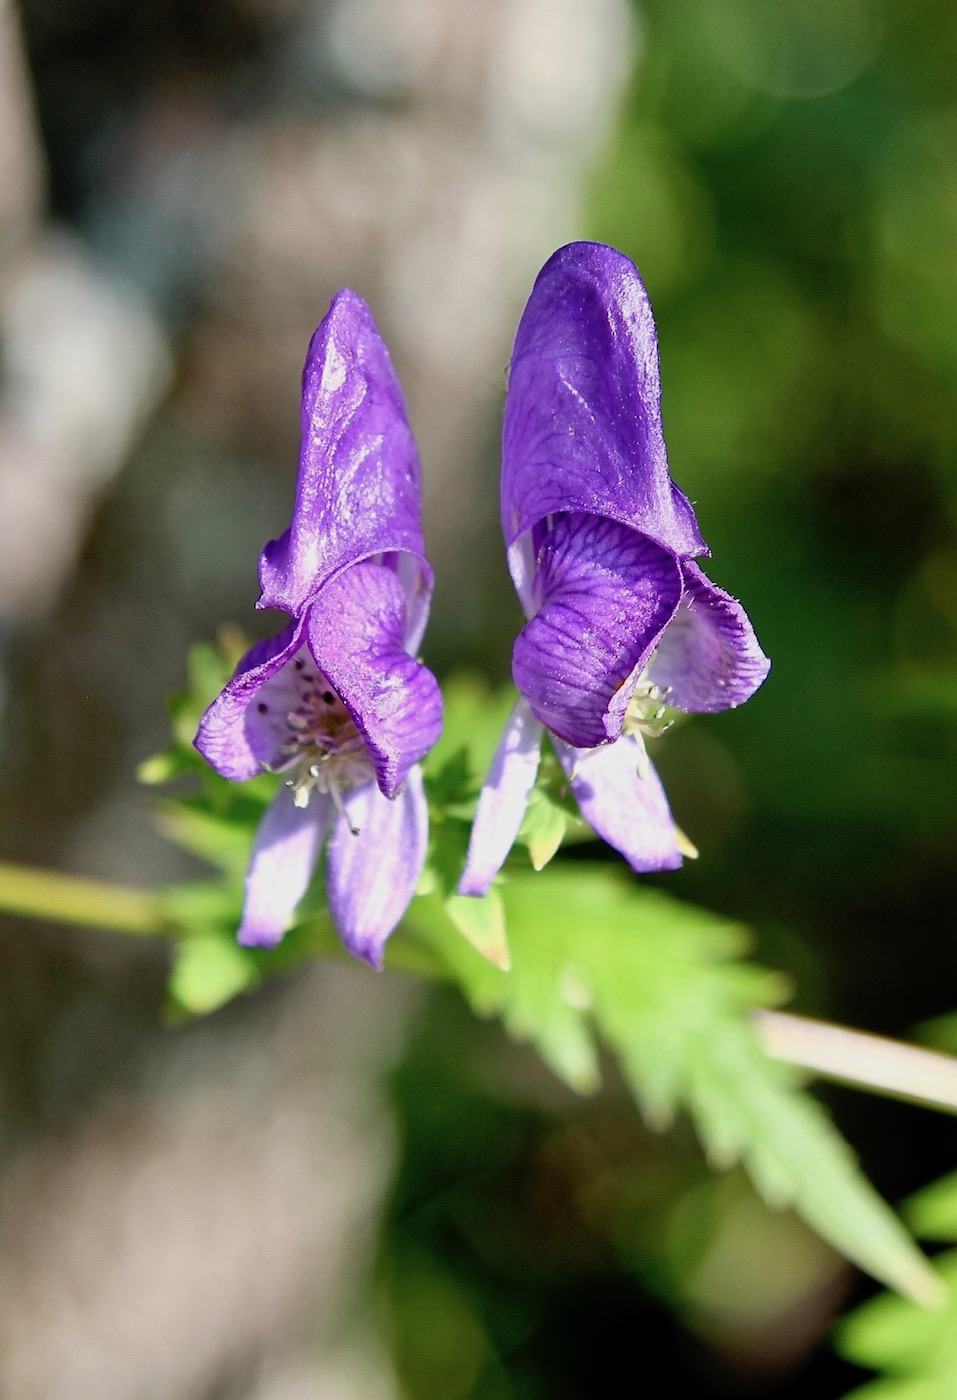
[
  {"x1": 460, "y1": 243, "x2": 769, "y2": 895},
  {"x1": 194, "y1": 290, "x2": 442, "y2": 967}
]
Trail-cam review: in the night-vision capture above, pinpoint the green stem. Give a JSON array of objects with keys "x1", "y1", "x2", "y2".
[
  {"x1": 0, "y1": 861, "x2": 166, "y2": 936},
  {"x1": 5, "y1": 858, "x2": 957, "y2": 1121}
]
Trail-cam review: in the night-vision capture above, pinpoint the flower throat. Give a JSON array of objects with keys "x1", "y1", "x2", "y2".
[{"x1": 264, "y1": 652, "x2": 374, "y2": 825}]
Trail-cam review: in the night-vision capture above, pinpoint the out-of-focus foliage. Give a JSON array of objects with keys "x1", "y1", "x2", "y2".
[
  {"x1": 580, "y1": 0, "x2": 957, "y2": 1043},
  {"x1": 147, "y1": 640, "x2": 939, "y2": 1312},
  {"x1": 571, "y1": 5, "x2": 957, "y2": 1385},
  {"x1": 839, "y1": 1172, "x2": 957, "y2": 1396},
  {"x1": 386, "y1": 2, "x2": 957, "y2": 1386},
  {"x1": 411, "y1": 869, "x2": 936, "y2": 1304},
  {"x1": 13, "y1": 0, "x2": 957, "y2": 1390}
]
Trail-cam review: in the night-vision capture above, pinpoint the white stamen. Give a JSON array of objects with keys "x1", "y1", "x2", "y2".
[
  {"x1": 264, "y1": 648, "x2": 376, "y2": 812},
  {"x1": 328, "y1": 778, "x2": 360, "y2": 836},
  {"x1": 633, "y1": 732, "x2": 650, "y2": 782},
  {"x1": 622, "y1": 679, "x2": 674, "y2": 741}
]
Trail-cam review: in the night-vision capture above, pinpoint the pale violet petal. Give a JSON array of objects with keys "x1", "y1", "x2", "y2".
[
  {"x1": 238, "y1": 784, "x2": 332, "y2": 949},
  {"x1": 647, "y1": 561, "x2": 771, "y2": 713},
  {"x1": 326, "y1": 767, "x2": 429, "y2": 968},
  {"x1": 553, "y1": 734, "x2": 683, "y2": 873},
  {"x1": 458, "y1": 698, "x2": 544, "y2": 897}
]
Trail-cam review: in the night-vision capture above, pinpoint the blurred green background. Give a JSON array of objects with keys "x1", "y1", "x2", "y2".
[{"x1": 0, "y1": 0, "x2": 955, "y2": 1395}]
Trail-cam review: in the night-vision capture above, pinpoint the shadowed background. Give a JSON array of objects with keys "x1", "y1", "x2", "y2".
[{"x1": 0, "y1": 0, "x2": 955, "y2": 1395}]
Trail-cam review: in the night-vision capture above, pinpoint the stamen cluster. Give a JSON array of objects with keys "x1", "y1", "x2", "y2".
[
  {"x1": 622, "y1": 678, "x2": 673, "y2": 740},
  {"x1": 271, "y1": 657, "x2": 374, "y2": 810}
]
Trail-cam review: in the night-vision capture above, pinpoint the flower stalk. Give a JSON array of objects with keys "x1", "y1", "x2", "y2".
[
  {"x1": 0, "y1": 860, "x2": 165, "y2": 936},
  {"x1": 0, "y1": 859, "x2": 955, "y2": 1118},
  {"x1": 756, "y1": 1010, "x2": 957, "y2": 1116}
]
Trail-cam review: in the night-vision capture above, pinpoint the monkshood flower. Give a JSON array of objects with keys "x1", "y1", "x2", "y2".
[
  {"x1": 194, "y1": 291, "x2": 442, "y2": 967},
  {"x1": 460, "y1": 242, "x2": 769, "y2": 895}
]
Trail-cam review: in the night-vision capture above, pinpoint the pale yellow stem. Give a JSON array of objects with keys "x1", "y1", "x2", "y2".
[
  {"x1": 0, "y1": 861, "x2": 165, "y2": 936},
  {"x1": 756, "y1": 1009, "x2": 957, "y2": 1115}
]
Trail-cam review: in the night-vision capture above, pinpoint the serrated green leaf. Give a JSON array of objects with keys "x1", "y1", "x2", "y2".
[
  {"x1": 836, "y1": 1171, "x2": 957, "y2": 1396},
  {"x1": 424, "y1": 807, "x2": 473, "y2": 903},
  {"x1": 407, "y1": 865, "x2": 939, "y2": 1305},
  {"x1": 837, "y1": 1254, "x2": 957, "y2": 1397},
  {"x1": 137, "y1": 748, "x2": 198, "y2": 785},
  {"x1": 160, "y1": 879, "x2": 243, "y2": 932}
]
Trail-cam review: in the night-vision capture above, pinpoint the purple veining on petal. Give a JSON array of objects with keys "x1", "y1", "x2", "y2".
[
  {"x1": 457, "y1": 242, "x2": 770, "y2": 899},
  {"x1": 194, "y1": 619, "x2": 306, "y2": 781},
  {"x1": 553, "y1": 734, "x2": 683, "y2": 873},
  {"x1": 193, "y1": 289, "x2": 442, "y2": 963},
  {"x1": 258, "y1": 645, "x2": 377, "y2": 803},
  {"x1": 238, "y1": 784, "x2": 332, "y2": 948},
  {"x1": 502, "y1": 243, "x2": 707, "y2": 573},
  {"x1": 258, "y1": 288, "x2": 430, "y2": 616},
  {"x1": 647, "y1": 561, "x2": 771, "y2": 713},
  {"x1": 458, "y1": 697, "x2": 544, "y2": 897},
  {"x1": 306, "y1": 560, "x2": 443, "y2": 800},
  {"x1": 395, "y1": 550, "x2": 434, "y2": 654},
  {"x1": 511, "y1": 512, "x2": 682, "y2": 748},
  {"x1": 326, "y1": 766, "x2": 429, "y2": 969}
]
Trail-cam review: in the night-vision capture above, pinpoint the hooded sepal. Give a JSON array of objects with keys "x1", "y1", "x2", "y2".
[
  {"x1": 258, "y1": 289, "x2": 429, "y2": 615},
  {"x1": 501, "y1": 242, "x2": 707, "y2": 569}
]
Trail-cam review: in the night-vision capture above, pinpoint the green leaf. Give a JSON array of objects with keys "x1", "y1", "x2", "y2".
[
  {"x1": 444, "y1": 889, "x2": 510, "y2": 969},
  {"x1": 137, "y1": 747, "x2": 197, "y2": 785},
  {"x1": 423, "y1": 674, "x2": 516, "y2": 783},
  {"x1": 408, "y1": 865, "x2": 940, "y2": 1305},
  {"x1": 905, "y1": 1173, "x2": 957, "y2": 1243},
  {"x1": 519, "y1": 789, "x2": 568, "y2": 871},
  {"x1": 161, "y1": 881, "x2": 236, "y2": 925},
  {"x1": 838, "y1": 1264, "x2": 957, "y2": 1395},
  {"x1": 837, "y1": 1172, "x2": 957, "y2": 1397},
  {"x1": 156, "y1": 800, "x2": 260, "y2": 877},
  {"x1": 169, "y1": 934, "x2": 258, "y2": 1016}
]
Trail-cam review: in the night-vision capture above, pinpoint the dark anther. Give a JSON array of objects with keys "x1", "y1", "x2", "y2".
[{"x1": 323, "y1": 691, "x2": 335, "y2": 705}]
